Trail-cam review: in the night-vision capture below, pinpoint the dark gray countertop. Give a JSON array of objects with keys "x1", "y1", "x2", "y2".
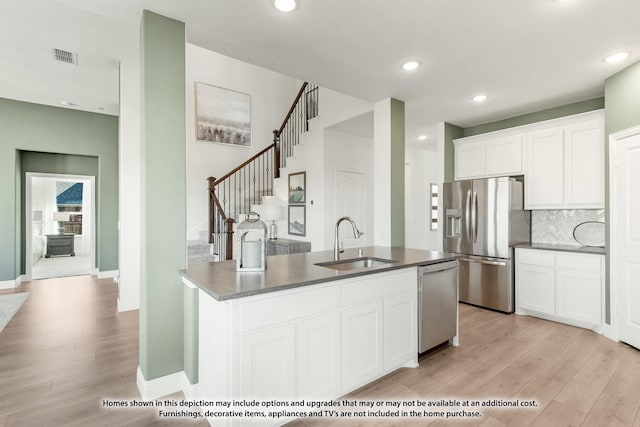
[
  {"x1": 181, "y1": 246, "x2": 458, "y2": 301},
  {"x1": 513, "y1": 242, "x2": 606, "y2": 255}
]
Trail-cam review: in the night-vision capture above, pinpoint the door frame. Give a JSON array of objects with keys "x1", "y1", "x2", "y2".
[
  {"x1": 25, "y1": 172, "x2": 96, "y2": 281},
  {"x1": 608, "y1": 124, "x2": 640, "y2": 342}
]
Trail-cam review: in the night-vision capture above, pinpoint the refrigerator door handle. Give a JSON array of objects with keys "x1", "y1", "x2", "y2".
[
  {"x1": 459, "y1": 257, "x2": 507, "y2": 267},
  {"x1": 472, "y1": 191, "x2": 478, "y2": 243},
  {"x1": 465, "y1": 189, "x2": 472, "y2": 241}
]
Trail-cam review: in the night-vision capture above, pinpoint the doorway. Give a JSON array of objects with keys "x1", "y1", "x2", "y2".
[
  {"x1": 25, "y1": 173, "x2": 96, "y2": 280},
  {"x1": 610, "y1": 125, "x2": 640, "y2": 350}
]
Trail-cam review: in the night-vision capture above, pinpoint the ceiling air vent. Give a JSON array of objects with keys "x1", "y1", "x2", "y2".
[{"x1": 52, "y1": 48, "x2": 77, "y2": 65}]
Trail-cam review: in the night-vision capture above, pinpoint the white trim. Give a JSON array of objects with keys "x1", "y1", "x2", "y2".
[
  {"x1": 603, "y1": 323, "x2": 618, "y2": 342},
  {"x1": 25, "y1": 172, "x2": 96, "y2": 281},
  {"x1": 608, "y1": 124, "x2": 640, "y2": 345},
  {"x1": 136, "y1": 367, "x2": 199, "y2": 401},
  {"x1": 182, "y1": 378, "x2": 201, "y2": 400},
  {"x1": 452, "y1": 109, "x2": 604, "y2": 144},
  {"x1": 0, "y1": 279, "x2": 17, "y2": 290},
  {"x1": 117, "y1": 297, "x2": 139, "y2": 312},
  {"x1": 97, "y1": 270, "x2": 118, "y2": 280}
]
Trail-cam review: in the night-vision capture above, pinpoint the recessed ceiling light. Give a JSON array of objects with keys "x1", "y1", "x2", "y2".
[
  {"x1": 472, "y1": 94, "x2": 488, "y2": 103},
  {"x1": 402, "y1": 61, "x2": 420, "y2": 71},
  {"x1": 274, "y1": 0, "x2": 297, "y2": 12},
  {"x1": 604, "y1": 51, "x2": 630, "y2": 64},
  {"x1": 418, "y1": 135, "x2": 428, "y2": 141}
]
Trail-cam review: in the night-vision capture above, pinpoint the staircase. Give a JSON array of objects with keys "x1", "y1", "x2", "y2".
[{"x1": 195, "y1": 82, "x2": 319, "y2": 263}]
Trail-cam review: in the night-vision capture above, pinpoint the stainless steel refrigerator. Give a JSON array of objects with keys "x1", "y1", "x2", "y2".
[{"x1": 443, "y1": 177, "x2": 530, "y2": 313}]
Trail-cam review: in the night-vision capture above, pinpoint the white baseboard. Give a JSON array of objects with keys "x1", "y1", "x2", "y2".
[
  {"x1": 0, "y1": 279, "x2": 16, "y2": 290},
  {"x1": 136, "y1": 367, "x2": 199, "y2": 401},
  {"x1": 96, "y1": 270, "x2": 118, "y2": 280},
  {"x1": 0, "y1": 275, "x2": 25, "y2": 290},
  {"x1": 117, "y1": 297, "x2": 139, "y2": 312},
  {"x1": 603, "y1": 323, "x2": 618, "y2": 342}
]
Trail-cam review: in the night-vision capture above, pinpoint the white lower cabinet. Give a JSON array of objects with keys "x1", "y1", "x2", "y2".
[
  {"x1": 240, "y1": 324, "x2": 296, "y2": 400},
  {"x1": 341, "y1": 301, "x2": 384, "y2": 391},
  {"x1": 383, "y1": 291, "x2": 418, "y2": 372},
  {"x1": 516, "y1": 248, "x2": 604, "y2": 332},
  {"x1": 516, "y1": 263, "x2": 555, "y2": 316},
  {"x1": 297, "y1": 312, "x2": 341, "y2": 399}
]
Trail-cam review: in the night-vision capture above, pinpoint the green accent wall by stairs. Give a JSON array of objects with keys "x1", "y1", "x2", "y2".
[
  {"x1": 139, "y1": 10, "x2": 189, "y2": 382},
  {"x1": 0, "y1": 98, "x2": 118, "y2": 281}
]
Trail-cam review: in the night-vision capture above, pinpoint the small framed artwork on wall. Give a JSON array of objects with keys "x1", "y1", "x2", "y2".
[
  {"x1": 288, "y1": 171, "x2": 306, "y2": 203},
  {"x1": 288, "y1": 205, "x2": 306, "y2": 236}
]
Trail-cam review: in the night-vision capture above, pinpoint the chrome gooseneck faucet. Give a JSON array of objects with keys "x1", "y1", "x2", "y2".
[{"x1": 334, "y1": 216, "x2": 364, "y2": 260}]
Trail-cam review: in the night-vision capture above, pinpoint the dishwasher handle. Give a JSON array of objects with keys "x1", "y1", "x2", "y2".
[{"x1": 419, "y1": 260, "x2": 459, "y2": 274}]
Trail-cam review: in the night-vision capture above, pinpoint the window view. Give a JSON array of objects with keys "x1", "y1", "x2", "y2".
[{"x1": 55, "y1": 181, "x2": 83, "y2": 234}]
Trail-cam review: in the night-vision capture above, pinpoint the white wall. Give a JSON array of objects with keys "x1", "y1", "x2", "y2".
[
  {"x1": 269, "y1": 88, "x2": 374, "y2": 251},
  {"x1": 323, "y1": 129, "x2": 374, "y2": 250},
  {"x1": 405, "y1": 146, "x2": 440, "y2": 250},
  {"x1": 185, "y1": 44, "x2": 302, "y2": 241}
]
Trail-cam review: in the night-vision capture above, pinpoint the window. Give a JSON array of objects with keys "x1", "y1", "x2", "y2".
[{"x1": 430, "y1": 183, "x2": 439, "y2": 231}]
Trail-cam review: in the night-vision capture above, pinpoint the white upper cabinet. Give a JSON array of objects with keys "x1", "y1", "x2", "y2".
[
  {"x1": 525, "y1": 113, "x2": 604, "y2": 209},
  {"x1": 453, "y1": 110, "x2": 604, "y2": 210},
  {"x1": 455, "y1": 140, "x2": 486, "y2": 180},
  {"x1": 486, "y1": 135, "x2": 524, "y2": 176},
  {"x1": 525, "y1": 127, "x2": 565, "y2": 208},
  {"x1": 563, "y1": 118, "x2": 605, "y2": 208},
  {"x1": 454, "y1": 134, "x2": 523, "y2": 180}
]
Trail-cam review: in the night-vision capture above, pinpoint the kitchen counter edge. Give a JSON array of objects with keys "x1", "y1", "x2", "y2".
[
  {"x1": 513, "y1": 242, "x2": 605, "y2": 255},
  {"x1": 180, "y1": 246, "x2": 459, "y2": 302}
]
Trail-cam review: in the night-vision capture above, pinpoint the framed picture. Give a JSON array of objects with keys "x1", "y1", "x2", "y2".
[
  {"x1": 195, "y1": 82, "x2": 251, "y2": 147},
  {"x1": 288, "y1": 205, "x2": 306, "y2": 236},
  {"x1": 288, "y1": 171, "x2": 306, "y2": 203}
]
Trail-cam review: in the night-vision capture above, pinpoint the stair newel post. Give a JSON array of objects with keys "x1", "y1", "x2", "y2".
[
  {"x1": 273, "y1": 129, "x2": 281, "y2": 179},
  {"x1": 208, "y1": 177, "x2": 216, "y2": 244},
  {"x1": 225, "y1": 218, "x2": 235, "y2": 261}
]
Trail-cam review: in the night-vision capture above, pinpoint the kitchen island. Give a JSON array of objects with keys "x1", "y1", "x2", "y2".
[{"x1": 181, "y1": 247, "x2": 458, "y2": 427}]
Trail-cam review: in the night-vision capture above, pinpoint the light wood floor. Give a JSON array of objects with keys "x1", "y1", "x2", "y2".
[
  {"x1": 0, "y1": 275, "x2": 207, "y2": 427},
  {"x1": 2, "y1": 276, "x2": 639, "y2": 426}
]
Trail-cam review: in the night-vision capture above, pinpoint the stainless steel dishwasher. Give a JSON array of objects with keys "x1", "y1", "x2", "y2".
[{"x1": 418, "y1": 260, "x2": 459, "y2": 353}]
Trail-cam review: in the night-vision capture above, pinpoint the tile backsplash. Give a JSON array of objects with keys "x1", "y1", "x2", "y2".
[{"x1": 531, "y1": 209, "x2": 605, "y2": 246}]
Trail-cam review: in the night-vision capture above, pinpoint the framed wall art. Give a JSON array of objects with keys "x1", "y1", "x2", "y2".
[
  {"x1": 288, "y1": 205, "x2": 306, "y2": 236},
  {"x1": 288, "y1": 171, "x2": 306, "y2": 204},
  {"x1": 195, "y1": 82, "x2": 251, "y2": 147}
]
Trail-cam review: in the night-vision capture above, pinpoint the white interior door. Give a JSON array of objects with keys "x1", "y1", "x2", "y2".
[
  {"x1": 335, "y1": 170, "x2": 366, "y2": 248},
  {"x1": 615, "y1": 129, "x2": 640, "y2": 350}
]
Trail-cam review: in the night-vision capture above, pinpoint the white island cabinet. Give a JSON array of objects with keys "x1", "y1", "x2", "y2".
[{"x1": 196, "y1": 268, "x2": 419, "y2": 426}]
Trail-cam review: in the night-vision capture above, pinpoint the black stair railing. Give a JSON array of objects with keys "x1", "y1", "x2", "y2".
[{"x1": 208, "y1": 82, "x2": 319, "y2": 260}]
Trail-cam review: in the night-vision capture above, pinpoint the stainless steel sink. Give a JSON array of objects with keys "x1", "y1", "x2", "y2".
[{"x1": 315, "y1": 257, "x2": 398, "y2": 271}]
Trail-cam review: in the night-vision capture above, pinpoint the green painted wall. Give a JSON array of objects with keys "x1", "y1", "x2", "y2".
[
  {"x1": 604, "y1": 59, "x2": 640, "y2": 324},
  {"x1": 139, "y1": 10, "x2": 187, "y2": 381},
  {"x1": 443, "y1": 123, "x2": 463, "y2": 182},
  {"x1": 0, "y1": 98, "x2": 118, "y2": 281},
  {"x1": 463, "y1": 97, "x2": 605, "y2": 137},
  {"x1": 390, "y1": 99, "x2": 405, "y2": 247},
  {"x1": 19, "y1": 152, "x2": 99, "y2": 273}
]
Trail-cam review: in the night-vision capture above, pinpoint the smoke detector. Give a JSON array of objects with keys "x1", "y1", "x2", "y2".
[{"x1": 52, "y1": 48, "x2": 78, "y2": 65}]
